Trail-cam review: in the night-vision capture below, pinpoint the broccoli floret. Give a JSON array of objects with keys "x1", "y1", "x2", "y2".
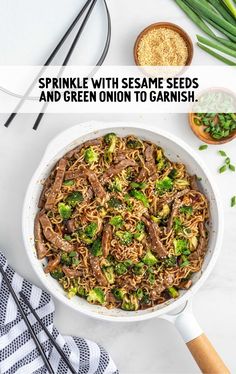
[
  {"x1": 110, "y1": 215, "x2": 124, "y2": 228},
  {"x1": 84, "y1": 222, "x2": 98, "y2": 238},
  {"x1": 163, "y1": 256, "x2": 177, "y2": 268},
  {"x1": 168, "y1": 168, "x2": 178, "y2": 180},
  {"x1": 68, "y1": 251, "x2": 77, "y2": 257},
  {"x1": 58, "y1": 203, "x2": 72, "y2": 220},
  {"x1": 66, "y1": 191, "x2": 83, "y2": 207},
  {"x1": 121, "y1": 294, "x2": 139, "y2": 311},
  {"x1": 68, "y1": 286, "x2": 77, "y2": 299},
  {"x1": 130, "y1": 182, "x2": 147, "y2": 190},
  {"x1": 104, "y1": 133, "x2": 117, "y2": 151},
  {"x1": 173, "y1": 239, "x2": 190, "y2": 256},
  {"x1": 173, "y1": 218, "x2": 183, "y2": 233},
  {"x1": 103, "y1": 266, "x2": 115, "y2": 284},
  {"x1": 180, "y1": 255, "x2": 190, "y2": 268},
  {"x1": 129, "y1": 189, "x2": 149, "y2": 208},
  {"x1": 142, "y1": 250, "x2": 158, "y2": 266},
  {"x1": 77, "y1": 229, "x2": 93, "y2": 245},
  {"x1": 115, "y1": 262, "x2": 127, "y2": 275},
  {"x1": 108, "y1": 197, "x2": 123, "y2": 209},
  {"x1": 126, "y1": 138, "x2": 143, "y2": 149},
  {"x1": 141, "y1": 290, "x2": 150, "y2": 305},
  {"x1": 84, "y1": 147, "x2": 98, "y2": 164},
  {"x1": 133, "y1": 262, "x2": 145, "y2": 276},
  {"x1": 124, "y1": 194, "x2": 133, "y2": 211},
  {"x1": 112, "y1": 288, "x2": 126, "y2": 301},
  {"x1": 148, "y1": 272, "x2": 155, "y2": 285},
  {"x1": 136, "y1": 288, "x2": 144, "y2": 300},
  {"x1": 90, "y1": 238, "x2": 103, "y2": 256},
  {"x1": 61, "y1": 252, "x2": 72, "y2": 266},
  {"x1": 133, "y1": 222, "x2": 145, "y2": 241},
  {"x1": 155, "y1": 177, "x2": 173, "y2": 195},
  {"x1": 168, "y1": 287, "x2": 179, "y2": 299},
  {"x1": 64, "y1": 235, "x2": 72, "y2": 242},
  {"x1": 87, "y1": 287, "x2": 105, "y2": 304},
  {"x1": 63, "y1": 180, "x2": 75, "y2": 186},
  {"x1": 104, "y1": 133, "x2": 117, "y2": 162},
  {"x1": 50, "y1": 269, "x2": 64, "y2": 280},
  {"x1": 123, "y1": 259, "x2": 133, "y2": 267},
  {"x1": 116, "y1": 231, "x2": 133, "y2": 246},
  {"x1": 77, "y1": 286, "x2": 87, "y2": 298},
  {"x1": 179, "y1": 205, "x2": 193, "y2": 216},
  {"x1": 109, "y1": 177, "x2": 123, "y2": 192}
]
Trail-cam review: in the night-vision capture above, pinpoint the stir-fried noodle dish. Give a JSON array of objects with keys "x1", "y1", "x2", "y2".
[{"x1": 35, "y1": 134, "x2": 209, "y2": 311}]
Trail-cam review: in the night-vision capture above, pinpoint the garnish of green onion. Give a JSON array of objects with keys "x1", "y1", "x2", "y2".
[
  {"x1": 229, "y1": 164, "x2": 236, "y2": 172},
  {"x1": 225, "y1": 157, "x2": 231, "y2": 165},
  {"x1": 199, "y1": 144, "x2": 208, "y2": 151},
  {"x1": 218, "y1": 150, "x2": 227, "y2": 157},
  {"x1": 219, "y1": 165, "x2": 227, "y2": 173},
  {"x1": 231, "y1": 196, "x2": 236, "y2": 207}
]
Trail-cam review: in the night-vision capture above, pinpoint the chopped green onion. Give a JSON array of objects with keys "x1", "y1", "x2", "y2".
[
  {"x1": 219, "y1": 165, "x2": 227, "y2": 173},
  {"x1": 218, "y1": 150, "x2": 227, "y2": 157},
  {"x1": 231, "y1": 196, "x2": 236, "y2": 207},
  {"x1": 199, "y1": 144, "x2": 208, "y2": 151},
  {"x1": 229, "y1": 164, "x2": 236, "y2": 171}
]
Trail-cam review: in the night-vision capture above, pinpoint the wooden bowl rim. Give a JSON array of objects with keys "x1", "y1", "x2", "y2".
[
  {"x1": 189, "y1": 112, "x2": 236, "y2": 145},
  {"x1": 134, "y1": 22, "x2": 194, "y2": 67}
]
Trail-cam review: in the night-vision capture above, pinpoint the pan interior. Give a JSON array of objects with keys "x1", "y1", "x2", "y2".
[{"x1": 23, "y1": 125, "x2": 220, "y2": 320}]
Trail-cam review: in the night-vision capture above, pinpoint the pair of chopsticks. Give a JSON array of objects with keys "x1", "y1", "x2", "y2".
[
  {"x1": 4, "y1": 0, "x2": 111, "y2": 131},
  {"x1": 0, "y1": 264, "x2": 77, "y2": 374}
]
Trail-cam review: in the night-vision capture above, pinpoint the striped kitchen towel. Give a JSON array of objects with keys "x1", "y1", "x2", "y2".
[{"x1": 0, "y1": 251, "x2": 118, "y2": 374}]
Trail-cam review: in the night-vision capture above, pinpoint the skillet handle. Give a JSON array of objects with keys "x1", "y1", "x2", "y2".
[
  {"x1": 186, "y1": 334, "x2": 230, "y2": 374},
  {"x1": 163, "y1": 302, "x2": 230, "y2": 374}
]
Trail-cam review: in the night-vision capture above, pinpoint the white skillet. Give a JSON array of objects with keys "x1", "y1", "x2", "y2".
[{"x1": 23, "y1": 122, "x2": 229, "y2": 373}]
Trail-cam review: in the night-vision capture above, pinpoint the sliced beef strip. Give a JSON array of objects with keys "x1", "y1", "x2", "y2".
[
  {"x1": 39, "y1": 214, "x2": 74, "y2": 252},
  {"x1": 65, "y1": 138, "x2": 103, "y2": 160},
  {"x1": 150, "y1": 274, "x2": 175, "y2": 300},
  {"x1": 137, "y1": 166, "x2": 147, "y2": 182},
  {"x1": 34, "y1": 210, "x2": 48, "y2": 259},
  {"x1": 65, "y1": 219, "x2": 78, "y2": 234},
  {"x1": 189, "y1": 222, "x2": 208, "y2": 261},
  {"x1": 102, "y1": 224, "x2": 113, "y2": 258},
  {"x1": 45, "y1": 159, "x2": 67, "y2": 210},
  {"x1": 157, "y1": 189, "x2": 190, "y2": 211},
  {"x1": 62, "y1": 266, "x2": 82, "y2": 278},
  {"x1": 102, "y1": 159, "x2": 136, "y2": 182},
  {"x1": 190, "y1": 175, "x2": 199, "y2": 191},
  {"x1": 89, "y1": 255, "x2": 108, "y2": 286},
  {"x1": 144, "y1": 145, "x2": 157, "y2": 181},
  {"x1": 64, "y1": 167, "x2": 87, "y2": 180},
  {"x1": 166, "y1": 199, "x2": 182, "y2": 234},
  {"x1": 141, "y1": 216, "x2": 167, "y2": 258},
  {"x1": 44, "y1": 255, "x2": 60, "y2": 274},
  {"x1": 179, "y1": 279, "x2": 192, "y2": 289},
  {"x1": 86, "y1": 170, "x2": 107, "y2": 200},
  {"x1": 38, "y1": 175, "x2": 53, "y2": 209}
]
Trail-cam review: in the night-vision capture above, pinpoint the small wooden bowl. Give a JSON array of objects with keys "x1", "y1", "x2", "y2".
[
  {"x1": 189, "y1": 88, "x2": 236, "y2": 145},
  {"x1": 189, "y1": 113, "x2": 236, "y2": 145},
  {"x1": 134, "y1": 22, "x2": 194, "y2": 67}
]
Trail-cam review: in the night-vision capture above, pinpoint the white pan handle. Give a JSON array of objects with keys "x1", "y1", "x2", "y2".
[{"x1": 162, "y1": 302, "x2": 230, "y2": 373}]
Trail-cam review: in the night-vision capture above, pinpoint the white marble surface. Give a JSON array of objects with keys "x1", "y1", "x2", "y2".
[{"x1": 0, "y1": 0, "x2": 236, "y2": 373}]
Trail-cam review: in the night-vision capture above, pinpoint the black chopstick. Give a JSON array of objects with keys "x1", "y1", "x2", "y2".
[
  {"x1": 3, "y1": 0, "x2": 93, "y2": 128},
  {"x1": 19, "y1": 292, "x2": 77, "y2": 374},
  {"x1": 0, "y1": 265, "x2": 54, "y2": 374},
  {"x1": 32, "y1": 0, "x2": 99, "y2": 131}
]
